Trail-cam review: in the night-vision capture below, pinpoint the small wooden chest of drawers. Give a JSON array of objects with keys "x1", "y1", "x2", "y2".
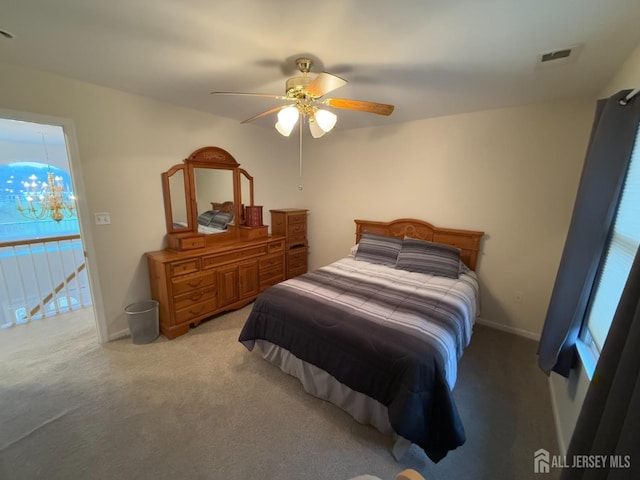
[{"x1": 270, "y1": 209, "x2": 308, "y2": 279}]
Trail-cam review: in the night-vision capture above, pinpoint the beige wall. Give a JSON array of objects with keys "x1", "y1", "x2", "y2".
[
  {"x1": 0, "y1": 61, "x2": 303, "y2": 339},
  {"x1": 4, "y1": 39, "x2": 639, "y2": 454},
  {"x1": 0, "y1": 61, "x2": 597, "y2": 341},
  {"x1": 549, "y1": 40, "x2": 640, "y2": 455},
  {"x1": 303, "y1": 99, "x2": 595, "y2": 338}
]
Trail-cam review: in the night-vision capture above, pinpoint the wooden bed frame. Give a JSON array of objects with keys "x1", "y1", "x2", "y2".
[
  {"x1": 355, "y1": 218, "x2": 484, "y2": 271},
  {"x1": 210, "y1": 200, "x2": 234, "y2": 213}
]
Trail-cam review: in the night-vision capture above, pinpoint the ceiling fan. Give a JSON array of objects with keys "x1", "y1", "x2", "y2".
[{"x1": 211, "y1": 57, "x2": 394, "y2": 138}]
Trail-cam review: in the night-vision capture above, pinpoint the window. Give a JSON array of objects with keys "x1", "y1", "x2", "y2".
[
  {"x1": 0, "y1": 119, "x2": 79, "y2": 241},
  {"x1": 580, "y1": 121, "x2": 640, "y2": 371}
]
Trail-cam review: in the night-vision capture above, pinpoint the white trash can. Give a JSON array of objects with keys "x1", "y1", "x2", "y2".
[{"x1": 124, "y1": 300, "x2": 159, "y2": 344}]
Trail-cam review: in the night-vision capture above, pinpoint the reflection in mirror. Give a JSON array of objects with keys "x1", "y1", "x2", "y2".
[
  {"x1": 194, "y1": 168, "x2": 234, "y2": 232},
  {"x1": 168, "y1": 168, "x2": 188, "y2": 228},
  {"x1": 163, "y1": 146, "x2": 265, "y2": 249}
]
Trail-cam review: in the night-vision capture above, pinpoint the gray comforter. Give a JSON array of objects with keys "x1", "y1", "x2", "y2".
[{"x1": 239, "y1": 257, "x2": 479, "y2": 462}]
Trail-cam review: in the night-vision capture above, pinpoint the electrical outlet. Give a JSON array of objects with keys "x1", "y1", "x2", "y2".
[
  {"x1": 94, "y1": 212, "x2": 111, "y2": 225},
  {"x1": 514, "y1": 290, "x2": 523, "y2": 303}
]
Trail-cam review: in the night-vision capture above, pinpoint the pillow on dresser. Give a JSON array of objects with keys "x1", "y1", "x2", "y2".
[
  {"x1": 354, "y1": 231, "x2": 403, "y2": 266},
  {"x1": 395, "y1": 237, "x2": 462, "y2": 278}
]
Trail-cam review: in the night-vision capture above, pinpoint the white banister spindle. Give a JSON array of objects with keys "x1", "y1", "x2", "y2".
[
  {"x1": 49, "y1": 240, "x2": 64, "y2": 314},
  {"x1": 0, "y1": 249, "x2": 16, "y2": 328},
  {"x1": 0, "y1": 235, "x2": 90, "y2": 326},
  {"x1": 15, "y1": 245, "x2": 30, "y2": 323},
  {"x1": 56, "y1": 242, "x2": 75, "y2": 309},
  {"x1": 71, "y1": 239, "x2": 86, "y2": 308},
  {"x1": 28, "y1": 243, "x2": 47, "y2": 320}
]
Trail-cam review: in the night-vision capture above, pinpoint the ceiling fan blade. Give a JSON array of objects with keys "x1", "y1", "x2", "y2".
[
  {"x1": 304, "y1": 73, "x2": 347, "y2": 98},
  {"x1": 241, "y1": 105, "x2": 292, "y2": 124},
  {"x1": 210, "y1": 91, "x2": 287, "y2": 100},
  {"x1": 321, "y1": 98, "x2": 395, "y2": 116}
]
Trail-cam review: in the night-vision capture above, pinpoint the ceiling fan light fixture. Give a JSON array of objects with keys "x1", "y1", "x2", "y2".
[
  {"x1": 278, "y1": 106, "x2": 299, "y2": 127},
  {"x1": 308, "y1": 118, "x2": 326, "y2": 138},
  {"x1": 275, "y1": 106, "x2": 299, "y2": 136},
  {"x1": 275, "y1": 120, "x2": 294, "y2": 137},
  {"x1": 315, "y1": 109, "x2": 337, "y2": 133},
  {"x1": 213, "y1": 57, "x2": 394, "y2": 141}
]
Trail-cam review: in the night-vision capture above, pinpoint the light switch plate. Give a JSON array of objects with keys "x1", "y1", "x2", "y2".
[{"x1": 94, "y1": 212, "x2": 111, "y2": 225}]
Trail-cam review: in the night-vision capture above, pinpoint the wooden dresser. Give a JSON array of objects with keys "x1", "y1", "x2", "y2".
[
  {"x1": 270, "y1": 209, "x2": 308, "y2": 279},
  {"x1": 147, "y1": 236, "x2": 285, "y2": 339}
]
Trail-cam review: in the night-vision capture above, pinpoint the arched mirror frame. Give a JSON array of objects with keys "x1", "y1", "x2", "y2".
[
  {"x1": 185, "y1": 146, "x2": 241, "y2": 243},
  {"x1": 162, "y1": 146, "x2": 256, "y2": 249}
]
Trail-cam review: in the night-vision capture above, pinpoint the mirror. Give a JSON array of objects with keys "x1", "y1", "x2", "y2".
[
  {"x1": 239, "y1": 168, "x2": 254, "y2": 226},
  {"x1": 162, "y1": 164, "x2": 191, "y2": 233},
  {"x1": 162, "y1": 146, "x2": 258, "y2": 249},
  {"x1": 194, "y1": 168, "x2": 234, "y2": 221}
]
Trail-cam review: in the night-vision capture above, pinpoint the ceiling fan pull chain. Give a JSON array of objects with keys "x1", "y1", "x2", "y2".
[{"x1": 299, "y1": 115, "x2": 303, "y2": 177}]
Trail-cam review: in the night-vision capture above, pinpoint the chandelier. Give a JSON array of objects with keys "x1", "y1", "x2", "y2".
[{"x1": 16, "y1": 134, "x2": 77, "y2": 222}]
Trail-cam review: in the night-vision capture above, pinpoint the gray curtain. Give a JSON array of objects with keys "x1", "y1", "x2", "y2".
[
  {"x1": 538, "y1": 90, "x2": 640, "y2": 376},
  {"x1": 561, "y1": 246, "x2": 640, "y2": 479}
]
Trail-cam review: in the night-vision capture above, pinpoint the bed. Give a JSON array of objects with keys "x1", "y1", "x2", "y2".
[
  {"x1": 191, "y1": 201, "x2": 235, "y2": 233},
  {"x1": 238, "y1": 218, "x2": 484, "y2": 462}
]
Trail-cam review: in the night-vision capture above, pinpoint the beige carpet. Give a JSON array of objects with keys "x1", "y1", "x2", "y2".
[{"x1": 0, "y1": 306, "x2": 560, "y2": 479}]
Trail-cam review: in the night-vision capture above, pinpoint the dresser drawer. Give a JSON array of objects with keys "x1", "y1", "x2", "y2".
[
  {"x1": 202, "y1": 245, "x2": 268, "y2": 268},
  {"x1": 166, "y1": 233, "x2": 206, "y2": 252},
  {"x1": 287, "y1": 233, "x2": 307, "y2": 247},
  {"x1": 259, "y1": 253, "x2": 283, "y2": 270},
  {"x1": 288, "y1": 213, "x2": 306, "y2": 224},
  {"x1": 171, "y1": 272, "x2": 215, "y2": 295},
  {"x1": 288, "y1": 249, "x2": 308, "y2": 268},
  {"x1": 260, "y1": 273, "x2": 285, "y2": 291},
  {"x1": 260, "y1": 264, "x2": 284, "y2": 280},
  {"x1": 175, "y1": 298, "x2": 216, "y2": 324},
  {"x1": 287, "y1": 222, "x2": 306, "y2": 236},
  {"x1": 170, "y1": 258, "x2": 201, "y2": 277},
  {"x1": 268, "y1": 240, "x2": 284, "y2": 253},
  {"x1": 287, "y1": 266, "x2": 307, "y2": 279},
  {"x1": 173, "y1": 287, "x2": 216, "y2": 311},
  {"x1": 260, "y1": 260, "x2": 284, "y2": 281}
]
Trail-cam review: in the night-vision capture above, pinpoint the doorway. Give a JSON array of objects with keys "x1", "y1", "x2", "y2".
[{"x1": 0, "y1": 109, "x2": 106, "y2": 343}]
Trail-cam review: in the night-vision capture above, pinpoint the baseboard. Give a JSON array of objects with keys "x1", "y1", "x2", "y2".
[
  {"x1": 108, "y1": 328, "x2": 130, "y2": 342},
  {"x1": 548, "y1": 376, "x2": 568, "y2": 455},
  {"x1": 475, "y1": 317, "x2": 541, "y2": 341}
]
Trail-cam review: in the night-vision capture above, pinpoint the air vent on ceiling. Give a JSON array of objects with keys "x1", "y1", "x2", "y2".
[
  {"x1": 541, "y1": 49, "x2": 572, "y2": 63},
  {"x1": 535, "y1": 44, "x2": 583, "y2": 69}
]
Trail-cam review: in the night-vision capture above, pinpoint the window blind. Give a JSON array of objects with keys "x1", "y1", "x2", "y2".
[{"x1": 585, "y1": 122, "x2": 640, "y2": 350}]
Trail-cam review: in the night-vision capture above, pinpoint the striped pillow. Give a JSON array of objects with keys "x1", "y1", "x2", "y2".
[
  {"x1": 354, "y1": 231, "x2": 403, "y2": 266},
  {"x1": 197, "y1": 210, "x2": 218, "y2": 226},
  {"x1": 395, "y1": 237, "x2": 461, "y2": 278},
  {"x1": 210, "y1": 211, "x2": 233, "y2": 229}
]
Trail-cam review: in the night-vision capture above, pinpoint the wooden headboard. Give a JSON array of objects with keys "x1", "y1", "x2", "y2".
[
  {"x1": 355, "y1": 218, "x2": 484, "y2": 271},
  {"x1": 210, "y1": 201, "x2": 234, "y2": 213}
]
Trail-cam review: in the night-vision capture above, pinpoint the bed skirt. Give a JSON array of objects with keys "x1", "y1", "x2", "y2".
[{"x1": 254, "y1": 339, "x2": 413, "y2": 460}]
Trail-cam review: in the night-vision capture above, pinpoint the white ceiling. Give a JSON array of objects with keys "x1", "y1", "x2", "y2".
[{"x1": 1, "y1": 0, "x2": 640, "y2": 132}]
